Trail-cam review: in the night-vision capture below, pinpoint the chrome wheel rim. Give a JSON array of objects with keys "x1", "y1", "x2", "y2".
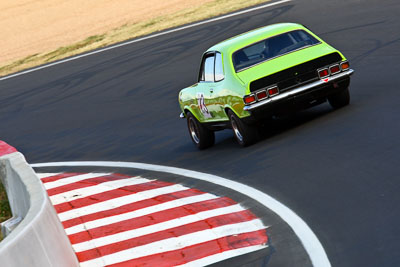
[
  {"x1": 231, "y1": 119, "x2": 243, "y2": 142},
  {"x1": 189, "y1": 118, "x2": 200, "y2": 144}
]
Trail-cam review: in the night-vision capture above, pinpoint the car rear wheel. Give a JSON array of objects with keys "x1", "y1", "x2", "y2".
[
  {"x1": 328, "y1": 87, "x2": 350, "y2": 109},
  {"x1": 186, "y1": 112, "x2": 215, "y2": 149},
  {"x1": 228, "y1": 110, "x2": 258, "y2": 147}
]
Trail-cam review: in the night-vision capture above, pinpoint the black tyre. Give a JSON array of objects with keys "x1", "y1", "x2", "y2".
[
  {"x1": 186, "y1": 112, "x2": 215, "y2": 149},
  {"x1": 328, "y1": 87, "x2": 350, "y2": 109},
  {"x1": 228, "y1": 110, "x2": 259, "y2": 147}
]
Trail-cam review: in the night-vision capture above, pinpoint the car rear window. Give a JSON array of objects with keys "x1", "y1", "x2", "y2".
[{"x1": 232, "y1": 30, "x2": 320, "y2": 72}]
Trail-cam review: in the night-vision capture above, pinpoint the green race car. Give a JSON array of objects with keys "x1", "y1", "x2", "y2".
[{"x1": 178, "y1": 23, "x2": 354, "y2": 148}]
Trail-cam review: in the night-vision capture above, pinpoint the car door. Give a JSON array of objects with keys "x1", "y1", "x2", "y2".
[
  {"x1": 209, "y1": 52, "x2": 226, "y2": 120},
  {"x1": 195, "y1": 52, "x2": 225, "y2": 122},
  {"x1": 195, "y1": 53, "x2": 214, "y2": 122}
]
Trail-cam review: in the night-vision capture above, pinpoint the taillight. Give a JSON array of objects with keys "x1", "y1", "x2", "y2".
[
  {"x1": 318, "y1": 68, "x2": 329, "y2": 78},
  {"x1": 329, "y1": 65, "x2": 340, "y2": 74},
  {"x1": 268, "y1": 86, "x2": 279, "y2": 96},
  {"x1": 340, "y1": 61, "x2": 350, "y2": 70},
  {"x1": 319, "y1": 61, "x2": 350, "y2": 80},
  {"x1": 244, "y1": 94, "x2": 256, "y2": 104},
  {"x1": 256, "y1": 90, "x2": 267, "y2": 100}
]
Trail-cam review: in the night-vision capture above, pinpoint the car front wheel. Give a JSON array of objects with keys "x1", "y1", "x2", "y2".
[
  {"x1": 228, "y1": 110, "x2": 258, "y2": 147},
  {"x1": 186, "y1": 112, "x2": 215, "y2": 149}
]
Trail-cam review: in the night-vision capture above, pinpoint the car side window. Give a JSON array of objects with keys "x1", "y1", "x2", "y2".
[
  {"x1": 204, "y1": 55, "x2": 215, "y2": 82},
  {"x1": 214, "y1": 52, "x2": 224, "y2": 82},
  {"x1": 199, "y1": 53, "x2": 216, "y2": 82}
]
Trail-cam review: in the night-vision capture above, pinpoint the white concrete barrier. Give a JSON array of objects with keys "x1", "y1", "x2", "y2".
[{"x1": 0, "y1": 141, "x2": 79, "y2": 267}]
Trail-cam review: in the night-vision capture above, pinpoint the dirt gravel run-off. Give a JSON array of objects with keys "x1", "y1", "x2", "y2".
[{"x1": 0, "y1": 0, "x2": 215, "y2": 66}]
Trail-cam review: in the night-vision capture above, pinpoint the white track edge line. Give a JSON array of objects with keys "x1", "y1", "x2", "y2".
[
  {"x1": 31, "y1": 161, "x2": 331, "y2": 267},
  {"x1": 0, "y1": 0, "x2": 292, "y2": 81}
]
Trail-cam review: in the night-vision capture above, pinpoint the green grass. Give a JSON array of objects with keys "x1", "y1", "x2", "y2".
[
  {"x1": 43, "y1": 34, "x2": 105, "y2": 62},
  {"x1": 0, "y1": 181, "x2": 11, "y2": 241}
]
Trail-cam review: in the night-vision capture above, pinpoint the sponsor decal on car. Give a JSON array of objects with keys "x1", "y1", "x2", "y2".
[{"x1": 197, "y1": 92, "x2": 212, "y2": 118}]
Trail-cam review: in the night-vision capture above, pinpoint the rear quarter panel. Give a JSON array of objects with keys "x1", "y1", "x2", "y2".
[{"x1": 179, "y1": 84, "x2": 201, "y2": 121}]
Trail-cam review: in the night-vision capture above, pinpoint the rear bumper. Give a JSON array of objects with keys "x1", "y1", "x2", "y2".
[{"x1": 243, "y1": 69, "x2": 354, "y2": 112}]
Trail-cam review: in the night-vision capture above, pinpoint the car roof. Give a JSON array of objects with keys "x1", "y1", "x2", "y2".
[{"x1": 207, "y1": 23, "x2": 306, "y2": 55}]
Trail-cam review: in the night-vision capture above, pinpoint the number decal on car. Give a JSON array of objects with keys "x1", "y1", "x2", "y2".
[{"x1": 197, "y1": 92, "x2": 212, "y2": 118}]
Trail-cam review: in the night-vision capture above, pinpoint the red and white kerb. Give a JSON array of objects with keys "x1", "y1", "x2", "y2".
[{"x1": 37, "y1": 172, "x2": 269, "y2": 266}]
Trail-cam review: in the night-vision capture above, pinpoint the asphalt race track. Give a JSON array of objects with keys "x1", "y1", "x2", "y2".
[{"x1": 1, "y1": 0, "x2": 400, "y2": 266}]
